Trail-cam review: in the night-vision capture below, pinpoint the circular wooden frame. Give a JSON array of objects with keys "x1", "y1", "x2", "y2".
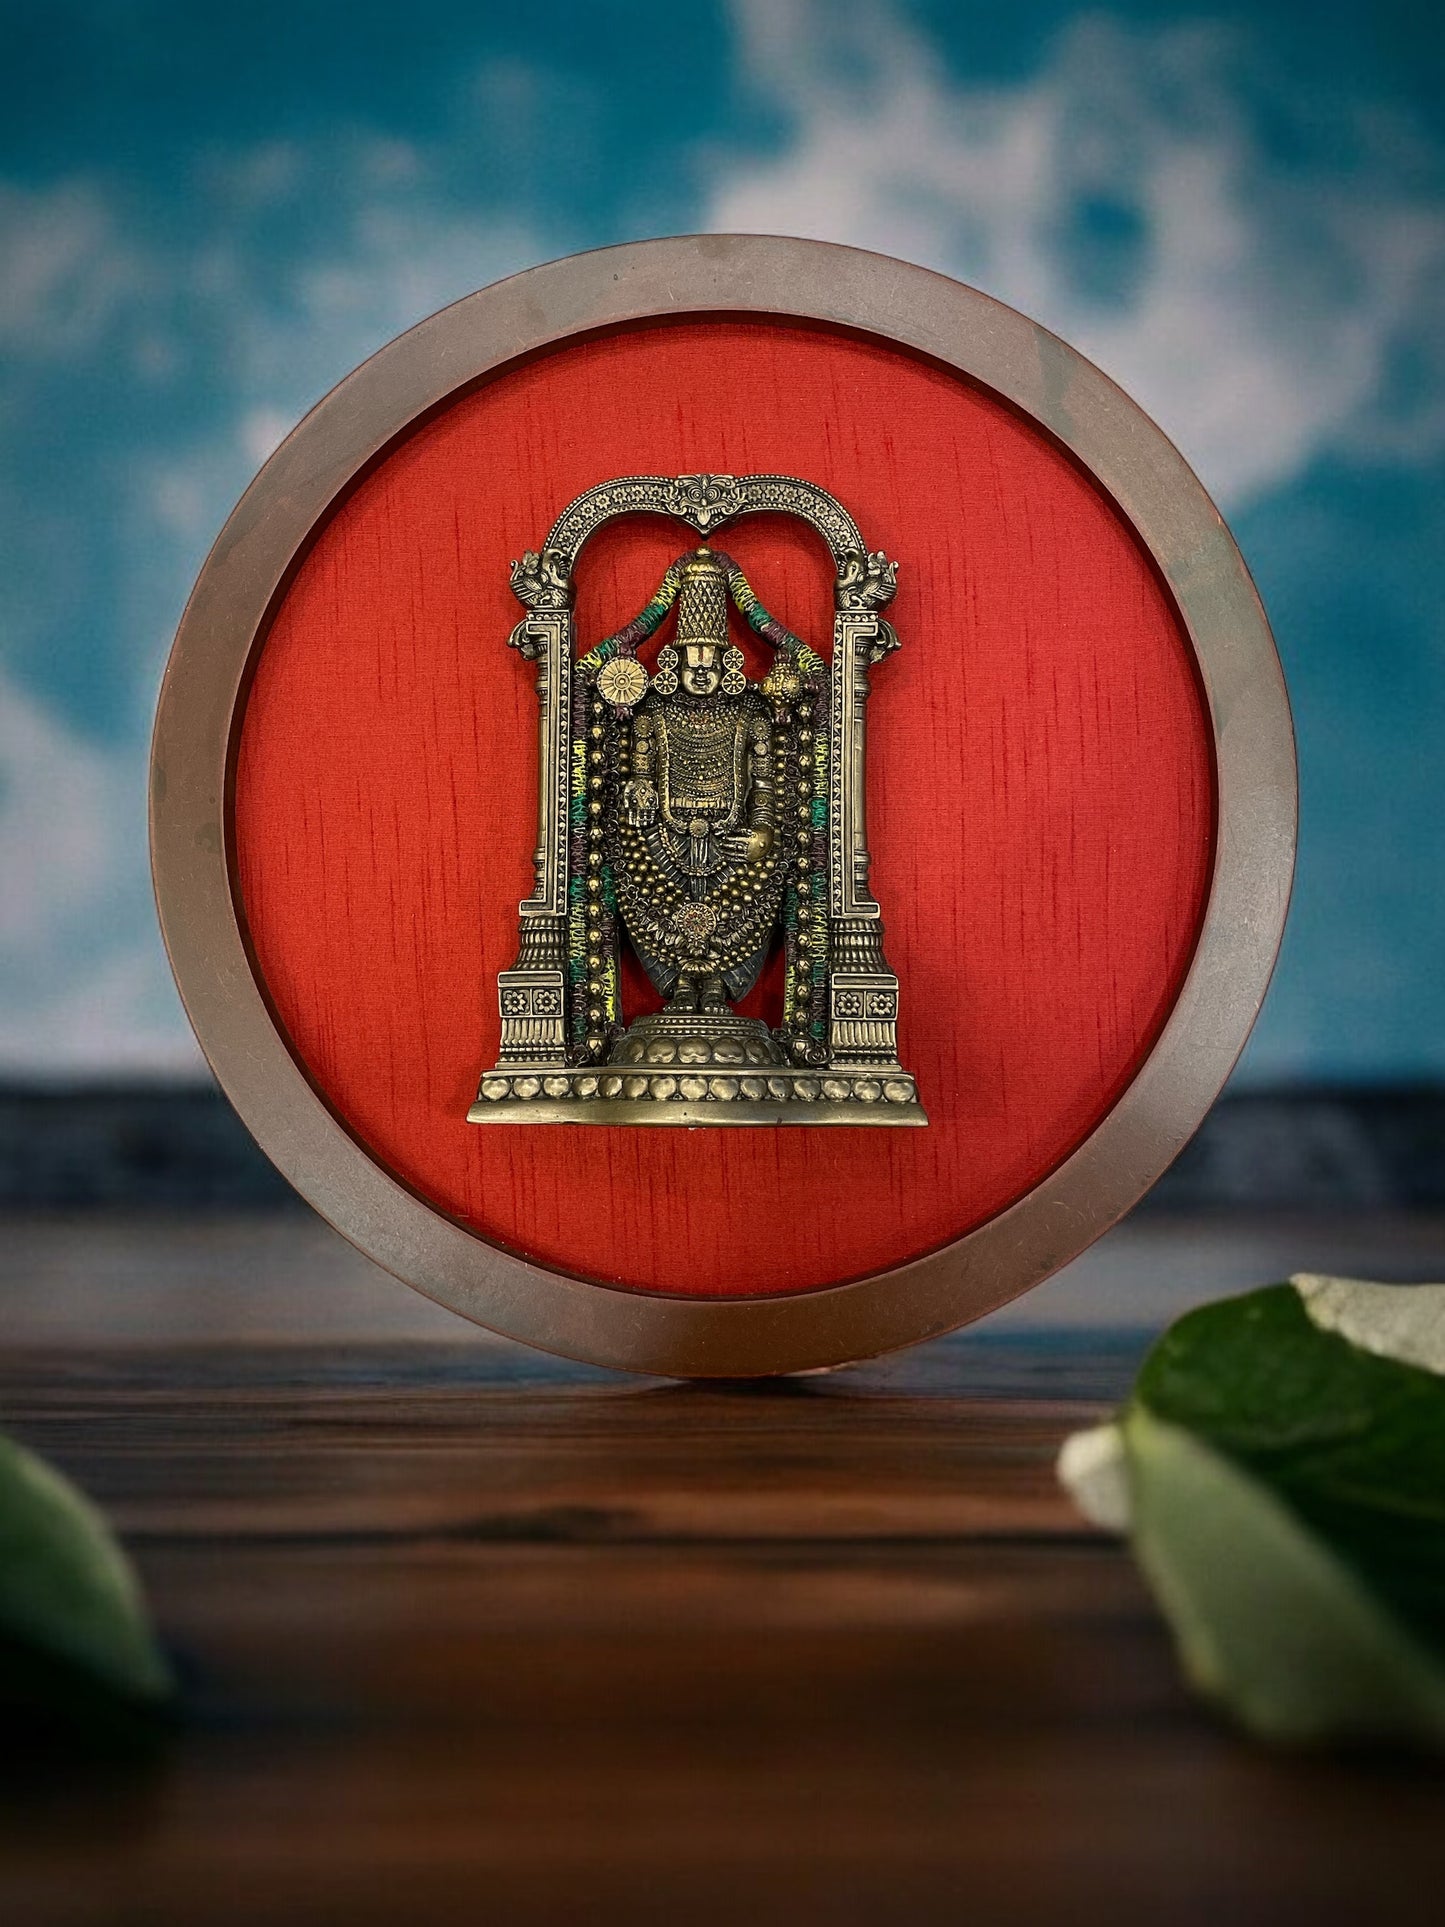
[{"x1": 151, "y1": 235, "x2": 1296, "y2": 1376}]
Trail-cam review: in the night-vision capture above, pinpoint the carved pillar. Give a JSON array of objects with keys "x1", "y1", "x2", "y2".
[
  {"x1": 495, "y1": 549, "x2": 573, "y2": 1067},
  {"x1": 827, "y1": 554, "x2": 903, "y2": 1067},
  {"x1": 832, "y1": 613, "x2": 885, "y2": 923}
]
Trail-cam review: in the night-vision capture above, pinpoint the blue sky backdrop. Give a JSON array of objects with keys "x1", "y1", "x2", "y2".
[{"x1": 1, "y1": 0, "x2": 1441, "y2": 1080}]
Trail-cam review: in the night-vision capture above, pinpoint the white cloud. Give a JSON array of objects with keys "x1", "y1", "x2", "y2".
[
  {"x1": 1, "y1": 136, "x2": 543, "y2": 566},
  {"x1": 0, "y1": 132, "x2": 546, "y2": 1076},
  {"x1": 240, "y1": 405, "x2": 294, "y2": 466},
  {"x1": 713, "y1": 2, "x2": 1445, "y2": 508},
  {"x1": 283, "y1": 206, "x2": 538, "y2": 365},
  {"x1": 0, "y1": 179, "x2": 139, "y2": 357},
  {"x1": 0, "y1": 670, "x2": 202, "y2": 1079},
  {"x1": 0, "y1": 670, "x2": 118, "y2": 950}
]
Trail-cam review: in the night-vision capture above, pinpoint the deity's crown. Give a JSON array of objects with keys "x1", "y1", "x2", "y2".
[{"x1": 672, "y1": 547, "x2": 730, "y2": 657}]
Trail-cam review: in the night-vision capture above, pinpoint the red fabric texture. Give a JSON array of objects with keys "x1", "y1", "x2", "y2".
[{"x1": 235, "y1": 317, "x2": 1214, "y2": 1297}]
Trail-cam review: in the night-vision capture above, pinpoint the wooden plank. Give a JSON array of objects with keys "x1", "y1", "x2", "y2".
[
  {"x1": 1, "y1": 1332, "x2": 1442, "y2": 1925},
  {"x1": 0, "y1": 1342, "x2": 1117, "y2": 1546},
  {"x1": 4, "y1": 1213, "x2": 1445, "y2": 1926}
]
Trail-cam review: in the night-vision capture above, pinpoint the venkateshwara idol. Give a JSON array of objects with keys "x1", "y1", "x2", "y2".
[
  {"x1": 612, "y1": 547, "x2": 784, "y2": 1019},
  {"x1": 469, "y1": 471, "x2": 926, "y2": 1126}
]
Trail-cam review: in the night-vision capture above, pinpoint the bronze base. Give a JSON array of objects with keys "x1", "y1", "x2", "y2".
[
  {"x1": 471, "y1": 1008, "x2": 926, "y2": 1125},
  {"x1": 468, "y1": 1059, "x2": 926, "y2": 1127}
]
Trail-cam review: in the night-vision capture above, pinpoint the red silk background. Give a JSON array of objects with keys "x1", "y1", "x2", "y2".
[{"x1": 234, "y1": 316, "x2": 1214, "y2": 1297}]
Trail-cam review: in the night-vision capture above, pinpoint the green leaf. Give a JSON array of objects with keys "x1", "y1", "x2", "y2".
[
  {"x1": 1057, "y1": 1279, "x2": 1445, "y2": 1746},
  {"x1": 1135, "y1": 1284, "x2": 1445, "y2": 1669},
  {"x1": 1124, "y1": 1404, "x2": 1445, "y2": 1746},
  {"x1": 0, "y1": 1432, "x2": 172, "y2": 1706}
]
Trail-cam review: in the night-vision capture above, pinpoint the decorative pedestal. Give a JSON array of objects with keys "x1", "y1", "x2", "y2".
[{"x1": 470, "y1": 1010, "x2": 924, "y2": 1127}]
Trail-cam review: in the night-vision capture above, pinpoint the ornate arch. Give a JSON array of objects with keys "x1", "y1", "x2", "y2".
[{"x1": 544, "y1": 471, "x2": 865, "y2": 569}]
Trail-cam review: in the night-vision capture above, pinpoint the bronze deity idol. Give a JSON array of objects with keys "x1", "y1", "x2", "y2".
[
  {"x1": 469, "y1": 472, "x2": 925, "y2": 1126},
  {"x1": 613, "y1": 548, "x2": 785, "y2": 1018}
]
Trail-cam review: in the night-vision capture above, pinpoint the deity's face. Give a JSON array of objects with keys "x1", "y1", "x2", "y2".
[{"x1": 680, "y1": 644, "x2": 722, "y2": 698}]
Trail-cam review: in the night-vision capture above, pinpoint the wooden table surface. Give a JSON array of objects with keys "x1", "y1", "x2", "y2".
[{"x1": 3, "y1": 1211, "x2": 1443, "y2": 1925}]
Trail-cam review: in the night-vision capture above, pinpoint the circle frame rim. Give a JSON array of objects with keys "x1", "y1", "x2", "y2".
[{"x1": 150, "y1": 234, "x2": 1296, "y2": 1377}]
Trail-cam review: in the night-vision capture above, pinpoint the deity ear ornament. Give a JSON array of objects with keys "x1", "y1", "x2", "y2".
[
  {"x1": 651, "y1": 644, "x2": 679, "y2": 696},
  {"x1": 150, "y1": 236, "x2": 1294, "y2": 1376},
  {"x1": 720, "y1": 644, "x2": 747, "y2": 697}
]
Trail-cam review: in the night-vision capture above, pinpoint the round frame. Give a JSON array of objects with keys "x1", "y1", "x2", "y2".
[{"x1": 151, "y1": 235, "x2": 1296, "y2": 1377}]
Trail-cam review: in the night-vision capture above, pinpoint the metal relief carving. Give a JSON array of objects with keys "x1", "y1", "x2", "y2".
[
  {"x1": 470, "y1": 473, "x2": 925, "y2": 1127},
  {"x1": 664, "y1": 472, "x2": 744, "y2": 532}
]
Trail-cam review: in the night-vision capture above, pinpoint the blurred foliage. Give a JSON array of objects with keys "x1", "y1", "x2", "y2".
[
  {"x1": 1061, "y1": 1277, "x2": 1445, "y2": 1747},
  {"x1": 0, "y1": 1432, "x2": 173, "y2": 1751}
]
